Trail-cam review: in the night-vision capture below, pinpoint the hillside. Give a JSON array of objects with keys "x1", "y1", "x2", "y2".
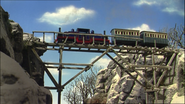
[{"x1": 0, "y1": 6, "x2": 52, "y2": 104}]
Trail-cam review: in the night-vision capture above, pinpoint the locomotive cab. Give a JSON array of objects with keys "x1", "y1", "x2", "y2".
[{"x1": 77, "y1": 28, "x2": 90, "y2": 33}]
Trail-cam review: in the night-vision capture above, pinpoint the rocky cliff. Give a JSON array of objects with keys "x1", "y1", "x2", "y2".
[
  {"x1": 94, "y1": 50, "x2": 184, "y2": 104},
  {"x1": 0, "y1": 6, "x2": 52, "y2": 104}
]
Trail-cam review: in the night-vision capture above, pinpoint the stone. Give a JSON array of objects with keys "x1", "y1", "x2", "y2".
[
  {"x1": 164, "y1": 84, "x2": 178, "y2": 103},
  {"x1": 106, "y1": 94, "x2": 119, "y2": 104},
  {"x1": 0, "y1": 11, "x2": 15, "y2": 58},
  {"x1": 96, "y1": 83, "x2": 104, "y2": 89},
  {"x1": 0, "y1": 52, "x2": 52, "y2": 104},
  {"x1": 94, "y1": 49, "x2": 185, "y2": 104},
  {"x1": 121, "y1": 79, "x2": 135, "y2": 93},
  {"x1": 107, "y1": 60, "x2": 117, "y2": 69},
  {"x1": 119, "y1": 92, "x2": 128, "y2": 101}
]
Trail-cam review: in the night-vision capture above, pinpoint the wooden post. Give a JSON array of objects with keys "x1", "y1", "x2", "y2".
[
  {"x1": 146, "y1": 92, "x2": 148, "y2": 104},
  {"x1": 103, "y1": 37, "x2": 106, "y2": 45},
  {"x1": 135, "y1": 41, "x2": 138, "y2": 47},
  {"x1": 154, "y1": 40, "x2": 156, "y2": 48},
  {"x1": 144, "y1": 55, "x2": 148, "y2": 104},
  {"x1": 152, "y1": 51, "x2": 158, "y2": 103},
  {"x1": 53, "y1": 33, "x2": 55, "y2": 48},
  {"x1": 74, "y1": 36, "x2": 76, "y2": 44},
  {"x1": 83, "y1": 35, "x2": 85, "y2": 44},
  {"x1": 43, "y1": 32, "x2": 45, "y2": 43},
  {"x1": 175, "y1": 53, "x2": 180, "y2": 90},
  {"x1": 58, "y1": 46, "x2": 63, "y2": 104},
  {"x1": 114, "y1": 38, "x2": 116, "y2": 46},
  {"x1": 92, "y1": 36, "x2": 95, "y2": 45},
  {"x1": 157, "y1": 53, "x2": 176, "y2": 87}
]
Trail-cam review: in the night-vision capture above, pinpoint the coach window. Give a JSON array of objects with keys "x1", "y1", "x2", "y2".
[{"x1": 115, "y1": 31, "x2": 117, "y2": 34}]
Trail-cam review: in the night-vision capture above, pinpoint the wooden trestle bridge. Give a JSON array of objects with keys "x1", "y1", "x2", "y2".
[{"x1": 27, "y1": 31, "x2": 179, "y2": 104}]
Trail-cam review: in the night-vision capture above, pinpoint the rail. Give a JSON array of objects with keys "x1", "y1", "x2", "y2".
[{"x1": 32, "y1": 31, "x2": 143, "y2": 46}]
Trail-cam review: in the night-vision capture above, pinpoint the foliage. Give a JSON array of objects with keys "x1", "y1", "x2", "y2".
[
  {"x1": 63, "y1": 67, "x2": 100, "y2": 104},
  {"x1": 9, "y1": 19, "x2": 14, "y2": 22},
  {"x1": 160, "y1": 24, "x2": 185, "y2": 49},
  {"x1": 85, "y1": 93, "x2": 107, "y2": 104}
]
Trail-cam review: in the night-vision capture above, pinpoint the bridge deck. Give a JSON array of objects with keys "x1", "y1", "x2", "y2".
[{"x1": 28, "y1": 31, "x2": 179, "y2": 104}]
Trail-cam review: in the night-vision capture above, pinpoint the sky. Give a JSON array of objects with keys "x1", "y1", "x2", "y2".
[{"x1": 1, "y1": 0, "x2": 184, "y2": 104}]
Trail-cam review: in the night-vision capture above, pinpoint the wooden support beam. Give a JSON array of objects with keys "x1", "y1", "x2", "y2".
[
  {"x1": 132, "y1": 68, "x2": 155, "y2": 88},
  {"x1": 62, "y1": 46, "x2": 113, "y2": 87},
  {"x1": 112, "y1": 49, "x2": 154, "y2": 88},
  {"x1": 31, "y1": 48, "x2": 59, "y2": 88},
  {"x1": 106, "y1": 53, "x2": 145, "y2": 87},
  {"x1": 46, "y1": 66, "x2": 84, "y2": 70},
  {"x1": 152, "y1": 51, "x2": 158, "y2": 103},
  {"x1": 43, "y1": 32, "x2": 45, "y2": 43},
  {"x1": 157, "y1": 53, "x2": 177, "y2": 87},
  {"x1": 175, "y1": 53, "x2": 180, "y2": 90},
  {"x1": 45, "y1": 86, "x2": 58, "y2": 89},
  {"x1": 58, "y1": 47, "x2": 63, "y2": 104},
  {"x1": 129, "y1": 65, "x2": 172, "y2": 69},
  {"x1": 33, "y1": 41, "x2": 177, "y2": 54},
  {"x1": 44, "y1": 62, "x2": 92, "y2": 66}
]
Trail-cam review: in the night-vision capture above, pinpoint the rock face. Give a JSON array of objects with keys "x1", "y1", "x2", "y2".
[
  {"x1": 0, "y1": 6, "x2": 51, "y2": 103},
  {"x1": 10, "y1": 21, "x2": 24, "y2": 64},
  {"x1": 0, "y1": 52, "x2": 52, "y2": 104},
  {"x1": 94, "y1": 50, "x2": 184, "y2": 104},
  {"x1": 0, "y1": 6, "x2": 15, "y2": 58}
]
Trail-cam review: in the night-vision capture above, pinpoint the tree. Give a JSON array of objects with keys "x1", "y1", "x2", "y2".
[
  {"x1": 160, "y1": 24, "x2": 185, "y2": 49},
  {"x1": 63, "y1": 68, "x2": 99, "y2": 104},
  {"x1": 63, "y1": 82, "x2": 81, "y2": 104}
]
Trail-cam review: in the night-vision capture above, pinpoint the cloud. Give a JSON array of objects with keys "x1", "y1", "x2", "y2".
[
  {"x1": 46, "y1": 64, "x2": 69, "y2": 75},
  {"x1": 38, "y1": 5, "x2": 95, "y2": 26},
  {"x1": 38, "y1": 34, "x2": 53, "y2": 43},
  {"x1": 133, "y1": 0, "x2": 184, "y2": 16},
  {"x1": 90, "y1": 56, "x2": 111, "y2": 68},
  {"x1": 133, "y1": 0, "x2": 157, "y2": 6},
  {"x1": 130, "y1": 23, "x2": 155, "y2": 31}
]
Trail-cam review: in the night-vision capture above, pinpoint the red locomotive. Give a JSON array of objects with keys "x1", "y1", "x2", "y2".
[{"x1": 55, "y1": 28, "x2": 110, "y2": 45}]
